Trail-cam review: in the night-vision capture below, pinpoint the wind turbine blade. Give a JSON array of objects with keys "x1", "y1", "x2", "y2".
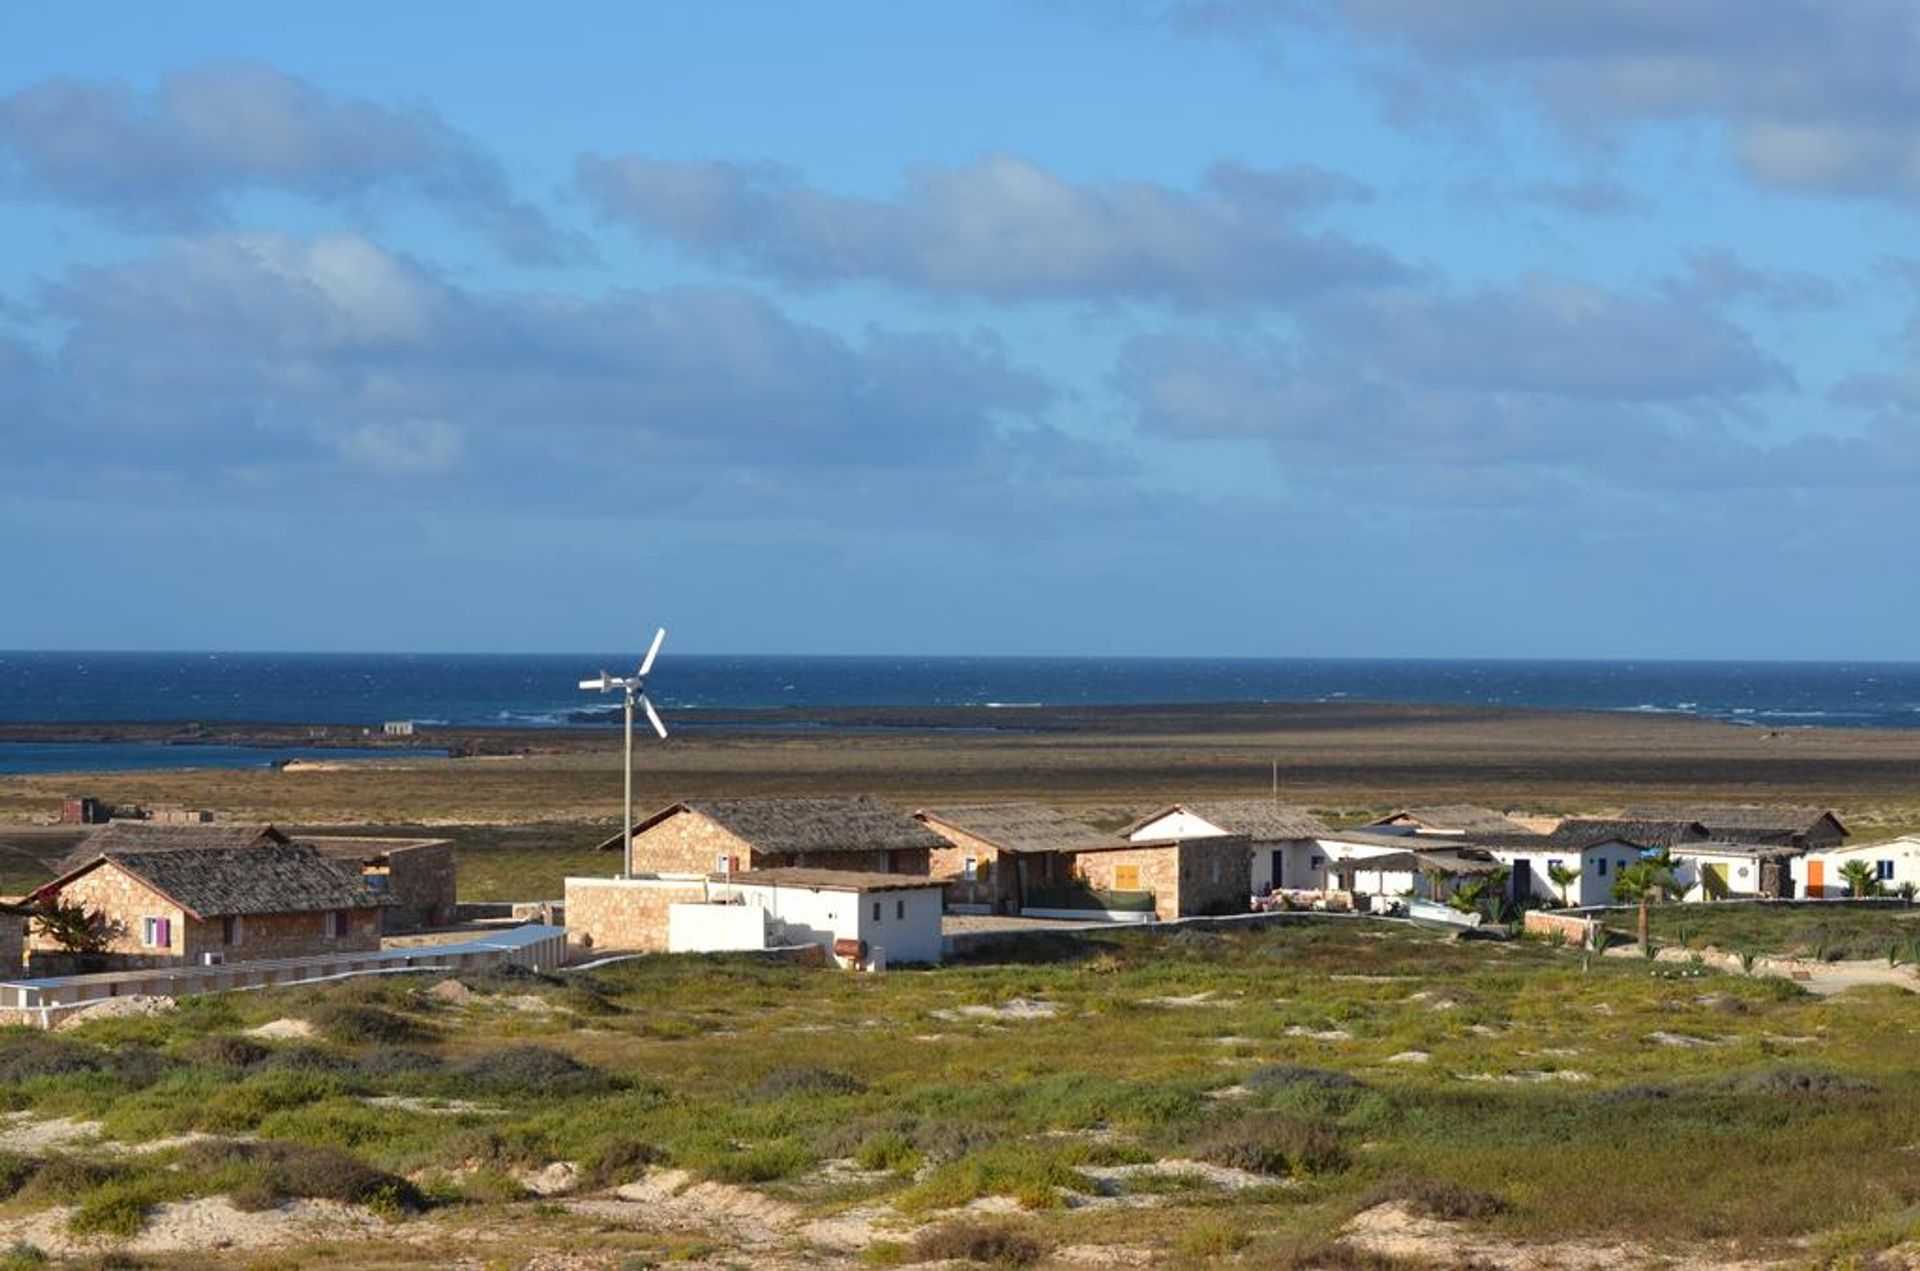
[
  {"x1": 641, "y1": 695, "x2": 668, "y2": 739},
  {"x1": 638, "y1": 627, "x2": 666, "y2": 678},
  {"x1": 578, "y1": 677, "x2": 606, "y2": 691}
]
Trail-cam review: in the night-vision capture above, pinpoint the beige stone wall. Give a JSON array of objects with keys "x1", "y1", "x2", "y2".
[
  {"x1": 924, "y1": 823, "x2": 1011, "y2": 910},
  {"x1": 1073, "y1": 837, "x2": 1250, "y2": 920},
  {"x1": 378, "y1": 843, "x2": 458, "y2": 930},
  {"x1": 629, "y1": 812, "x2": 930, "y2": 878},
  {"x1": 27, "y1": 865, "x2": 188, "y2": 963},
  {"x1": 180, "y1": 908, "x2": 380, "y2": 965},
  {"x1": 0, "y1": 914, "x2": 23, "y2": 976},
  {"x1": 565, "y1": 876, "x2": 709, "y2": 954},
  {"x1": 27, "y1": 862, "x2": 379, "y2": 967},
  {"x1": 628, "y1": 814, "x2": 759, "y2": 874}
]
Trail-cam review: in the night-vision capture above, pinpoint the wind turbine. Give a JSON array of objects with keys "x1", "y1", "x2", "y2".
[{"x1": 580, "y1": 628, "x2": 668, "y2": 879}]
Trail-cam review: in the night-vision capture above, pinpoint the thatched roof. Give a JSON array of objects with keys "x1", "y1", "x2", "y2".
[
  {"x1": 1543, "y1": 819, "x2": 1711, "y2": 849},
  {"x1": 60, "y1": 823, "x2": 289, "y2": 874},
  {"x1": 300, "y1": 835, "x2": 451, "y2": 865},
  {"x1": 917, "y1": 804, "x2": 1121, "y2": 855},
  {"x1": 1330, "y1": 848, "x2": 1504, "y2": 877},
  {"x1": 47, "y1": 843, "x2": 382, "y2": 919},
  {"x1": 725, "y1": 867, "x2": 944, "y2": 894},
  {"x1": 1619, "y1": 805, "x2": 1846, "y2": 841},
  {"x1": 1120, "y1": 800, "x2": 1329, "y2": 842},
  {"x1": 610, "y1": 796, "x2": 945, "y2": 856},
  {"x1": 1370, "y1": 805, "x2": 1535, "y2": 835},
  {"x1": 1671, "y1": 841, "x2": 1803, "y2": 860}
]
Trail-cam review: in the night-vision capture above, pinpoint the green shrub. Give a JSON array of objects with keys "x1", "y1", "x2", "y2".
[
  {"x1": 184, "y1": 1035, "x2": 270, "y2": 1070},
  {"x1": 580, "y1": 1135, "x2": 660, "y2": 1188},
  {"x1": 910, "y1": 1218, "x2": 1046, "y2": 1266},
  {"x1": 689, "y1": 1138, "x2": 813, "y2": 1185},
  {"x1": 753, "y1": 1067, "x2": 866, "y2": 1099},
  {"x1": 0, "y1": 1153, "x2": 35, "y2": 1200},
  {"x1": 897, "y1": 1145, "x2": 1088, "y2": 1213},
  {"x1": 1175, "y1": 1218, "x2": 1252, "y2": 1258},
  {"x1": 180, "y1": 1140, "x2": 424, "y2": 1212},
  {"x1": 448, "y1": 1047, "x2": 614, "y2": 1097},
  {"x1": 1360, "y1": 1176, "x2": 1508, "y2": 1222},
  {"x1": 1243, "y1": 1065, "x2": 1361, "y2": 1093},
  {"x1": 307, "y1": 1003, "x2": 429, "y2": 1046},
  {"x1": 853, "y1": 1132, "x2": 921, "y2": 1174},
  {"x1": 67, "y1": 1173, "x2": 184, "y2": 1239},
  {"x1": 352, "y1": 1047, "x2": 443, "y2": 1082},
  {"x1": 0, "y1": 1242, "x2": 47, "y2": 1269},
  {"x1": 1192, "y1": 1113, "x2": 1349, "y2": 1178},
  {"x1": 18, "y1": 1156, "x2": 120, "y2": 1205}
]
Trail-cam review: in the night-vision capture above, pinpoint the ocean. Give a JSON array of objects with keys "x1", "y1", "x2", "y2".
[{"x1": 1, "y1": 651, "x2": 1918, "y2": 732}]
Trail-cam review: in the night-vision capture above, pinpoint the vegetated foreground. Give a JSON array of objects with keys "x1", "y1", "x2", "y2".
[{"x1": 3, "y1": 921, "x2": 1920, "y2": 1267}]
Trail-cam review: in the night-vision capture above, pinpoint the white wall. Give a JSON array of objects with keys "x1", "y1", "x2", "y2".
[
  {"x1": 667, "y1": 902, "x2": 768, "y2": 953},
  {"x1": 1670, "y1": 851, "x2": 1768, "y2": 903},
  {"x1": 1796, "y1": 838, "x2": 1920, "y2": 898},
  {"x1": 1491, "y1": 845, "x2": 1639, "y2": 907},
  {"x1": 731, "y1": 882, "x2": 944, "y2": 966},
  {"x1": 1128, "y1": 810, "x2": 1227, "y2": 842},
  {"x1": 855, "y1": 887, "x2": 945, "y2": 965}
]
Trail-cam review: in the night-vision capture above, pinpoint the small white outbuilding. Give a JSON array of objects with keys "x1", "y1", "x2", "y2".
[
  {"x1": 1796, "y1": 837, "x2": 1920, "y2": 899},
  {"x1": 675, "y1": 868, "x2": 945, "y2": 968}
]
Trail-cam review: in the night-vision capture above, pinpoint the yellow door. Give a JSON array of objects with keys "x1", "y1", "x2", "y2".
[{"x1": 1704, "y1": 863, "x2": 1729, "y2": 899}]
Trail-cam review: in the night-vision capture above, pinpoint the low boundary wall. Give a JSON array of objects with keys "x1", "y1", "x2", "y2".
[
  {"x1": 0, "y1": 924, "x2": 567, "y2": 1029},
  {"x1": 1523, "y1": 910, "x2": 1602, "y2": 950}
]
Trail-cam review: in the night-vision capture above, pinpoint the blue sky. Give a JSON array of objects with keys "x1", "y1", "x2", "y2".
[{"x1": 2, "y1": 2, "x2": 1916, "y2": 658}]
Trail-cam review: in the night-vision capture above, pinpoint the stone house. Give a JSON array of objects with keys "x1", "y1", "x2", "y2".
[
  {"x1": 303, "y1": 836, "x2": 457, "y2": 931},
  {"x1": 0, "y1": 903, "x2": 28, "y2": 975},
  {"x1": 1064, "y1": 835, "x2": 1252, "y2": 921},
  {"x1": 30, "y1": 843, "x2": 383, "y2": 969},
  {"x1": 600, "y1": 796, "x2": 942, "y2": 877},
  {"x1": 915, "y1": 803, "x2": 1120, "y2": 913},
  {"x1": 1368, "y1": 805, "x2": 1537, "y2": 838},
  {"x1": 1122, "y1": 801, "x2": 1331, "y2": 895},
  {"x1": 1619, "y1": 805, "x2": 1849, "y2": 851},
  {"x1": 58, "y1": 823, "x2": 455, "y2": 934},
  {"x1": 61, "y1": 821, "x2": 292, "y2": 867}
]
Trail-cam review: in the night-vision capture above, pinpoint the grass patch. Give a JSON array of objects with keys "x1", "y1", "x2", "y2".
[{"x1": 910, "y1": 1218, "x2": 1046, "y2": 1266}]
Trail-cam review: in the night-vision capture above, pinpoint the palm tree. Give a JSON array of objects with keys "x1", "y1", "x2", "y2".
[
  {"x1": 1613, "y1": 854, "x2": 1676, "y2": 949},
  {"x1": 1547, "y1": 862, "x2": 1581, "y2": 908},
  {"x1": 1839, "y1": 859, "x2": 1881, "y2": 899}
]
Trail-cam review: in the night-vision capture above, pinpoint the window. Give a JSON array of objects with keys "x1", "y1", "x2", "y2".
[
  {"x1": 1879, "y1": 860, "x2": 1896, "y2": 882},
  {"x1": 872, "y1": 900, "x2": 882, "y2": 921},
  {"x1": 328, "y1": 910, "x2": 350, "y2": 939},
  {"x1": 1114, "y1": 864, "x2": 1142, "y2": 892},
  {"x1": 1309, "y1": 856, "x2": 1323, "y2": 870},
  {"x1": 221, "y1": 915, "x2": 242, "y2": 946},
  {"x1": 896, "y1": 899, "x2": 905, "y2": 920},
  {"x1": 962, "y1": 856, "x2": 977, "y2": 881},
  {"x1": 141, "y1": 916, "x2": 172, "y2": 948},
  {"x1": 1547, "y1": 858, "x2": 1564, "y2": 875},
  {"x1": 1597, "y1": 858, "x2": 1608, "y2": 877}
]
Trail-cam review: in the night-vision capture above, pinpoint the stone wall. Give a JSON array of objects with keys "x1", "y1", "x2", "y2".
[
  {"x1": 565, "y1": 876, "x2": 710, "y2": 955},
  {"x1": 26, "y1": 863, "x2": 380, "y2": 968},
  {"x1": 628, "y1": 812, "x2": 930, "y2": 878},
  {"x1": 924, "y1": 823, "x2": 1012, "y2": 910},
  {"x1": 0, "y1": 913, "x2": 23, "y2": 976},
  {"x1": 628, "y1": 814, "x2": 758, "y2": 874},
  {"x1": 1072, "y1": 837, "x2": 1250, "y2": 921},
  {"x1": 1523, "y1": 909, "x2": 1601, "y2": 950},
  {"x1": 180, "y1": 908, "x2": 381, "y2": 965},
  {"x1": 379, "y1": 843, "x2": 458, "y2": 930},
  {"x1": 26, "y1": 864, "x2": 187, "y2": 964}
]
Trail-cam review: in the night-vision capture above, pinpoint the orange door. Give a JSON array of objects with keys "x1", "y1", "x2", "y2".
[{"x1": 1807, "y1": 860, "x2": 1824, "y2": 898}]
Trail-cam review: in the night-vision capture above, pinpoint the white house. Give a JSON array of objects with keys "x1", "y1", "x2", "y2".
[
  {"x1": 1122, "y1": 801, "x2": 1329, "y2": 895},
  {"x1": 726, "y1": 868, "x2": 945, "y2": 967},
  {"x1": 1485, "y1": 837, "x2": 1644, "y2": 907},
  {"x1": 1670, "y1": 843, "x2": 1799, "y2": 902},
  {"x1": 1795, "y1": 837, "x2": 1920, "y2": 899}
]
